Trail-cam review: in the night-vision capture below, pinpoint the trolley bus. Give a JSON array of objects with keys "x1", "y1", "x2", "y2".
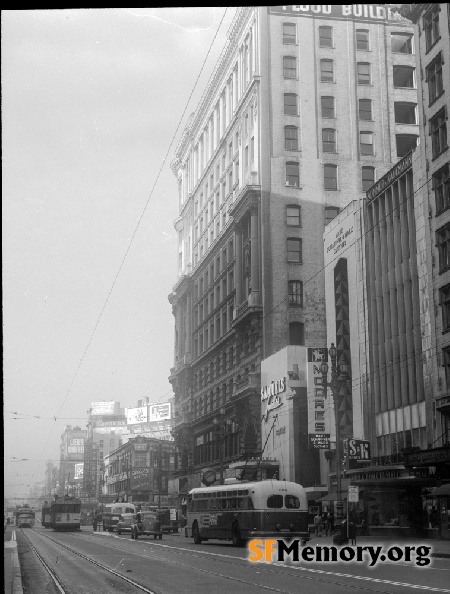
[
  {"x1": 186, "y1": 480, "x2": 310, "y2": 547},
  {"x1": 41, "y1": 504, "x2": 52, "y2": 528},
  {"x1": 50, "y1": 495, "x2": 81, "y2": 531},
  {"x1": 15, "y1": 505, "x2": 36, "y2": 528}
]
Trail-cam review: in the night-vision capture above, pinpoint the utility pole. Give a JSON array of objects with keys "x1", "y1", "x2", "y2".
[{"x1": 158, "y1": 442, "x2": 162, "y2": 511}]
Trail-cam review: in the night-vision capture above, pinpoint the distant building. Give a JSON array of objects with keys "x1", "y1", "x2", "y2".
[
  {"x1": 83, "y1": 401, "x2": 127, "y2": 503},
  {"x1": 104, "y1": 435, "x2": 176, "y2": 507},
  {"x1": 169, "y1": 6, "x2": 416, "y2": 494},
  {"x1": 59, "y1": 425, "x2": 87, "y2": 496}
]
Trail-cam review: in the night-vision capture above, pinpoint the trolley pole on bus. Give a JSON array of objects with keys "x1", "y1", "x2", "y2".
[
  {"x1": 320, "y1": 344, "x2": 349, "y2": 530},
  {"x1": 213, "y1": 408, "x2": 232, "y2": 485}
]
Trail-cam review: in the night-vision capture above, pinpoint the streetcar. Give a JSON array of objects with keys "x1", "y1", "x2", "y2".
[
  {"x1": 41, "y1": 504, "x2": 52, "y2": 528},
  {"x1": 49, "y1": 495, "x2": 81, "y2": 531},
  {"x1": 15, "y1": 505, "x2": 36, "y2": 528},
  {"x1": 186, "y1": 479, "x2": 310, "y2": 547}
]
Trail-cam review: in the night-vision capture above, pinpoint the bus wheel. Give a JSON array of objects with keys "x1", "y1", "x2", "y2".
[
  {"x1": 192, "y1": 522, "x2": 202, "y2": 545},
  {"x1": 231, "y1": 524, "x2": 243, "y2": 547}
]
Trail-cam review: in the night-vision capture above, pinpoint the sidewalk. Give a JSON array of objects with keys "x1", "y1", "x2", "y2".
[
  {"x1": 308, "y1": 532, "x2": 450, "y2": 558},
  {"x1": 4, "y1": 527, "x2": 23, "y2": 594}
]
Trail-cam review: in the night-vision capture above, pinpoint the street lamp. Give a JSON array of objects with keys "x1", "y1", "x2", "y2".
[
  {"x1": 213, "y1": 408, "x2": 232, "y2": 485},
  {"x1": 320, "y1": 343, "x2": 349, "y2": 528}
]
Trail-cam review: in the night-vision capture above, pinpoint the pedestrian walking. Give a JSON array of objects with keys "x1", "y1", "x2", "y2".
[
  {"x1": 92, "y1": 515, "x2": 97, "y2": 532},
  {"x1": 322, "y1": 511, "x2": 329, "y2": 536},
  {"x1": 328, "y1": 510, "x2": 335, "y2": 534},
  {"x1": 314, "y1": 511, "x2": 323, "y2": 537}
]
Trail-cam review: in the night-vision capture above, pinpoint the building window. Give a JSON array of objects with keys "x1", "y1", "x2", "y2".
[
  {"x1": 319, "y1": 26, "x2": 333, "y2": 48},
  {"x1": 443, "y1": 346, "x2": 450, "y2": 389},
  {"x1": 440, "y1": 284, "x2": 450, "y2": 332},
  {"x1": 434, "y1": 164, "x2": 450, "y2": 214},
  {"x1": 287, "y1": 238, "x2": 302, "y2": 262},
  {"x1": 285, "y1": 126, "x2": 299, "y2": 150},
  {"x1": 437, "y1": 223, "x2": 450, "y2": 273},
  {"x1": 360, "y1": 131, "x2": 374, "y2": 155},
  {"x1": 321, "y1": 96, "x2": 335, "y2": 118},
  {"x1": 289, "y1": 322, "x2": 305, "y2": 345},
  {"x1": 362, "y1": 166, "x2": 375, "y2": 192},
  {"x1": 393, "y1": 65, "x2": 415, "y2": 88},
  {"x1": 288, "y1": 281, "x2": 303, "y2": 306},
  {"x1": 284, "y1": 93, "x2": 298, "y2": 115},
  {"x1": 394, "y1": 102, "x2": 417, "y2": 124},
  {"x1": 423, "y1": 4, "x2": 440, "y2": 52},
  {"x1": 322, "y1": 128, "x2": 336, "y2": 153},
  {"x1": 356, "y1": 29, "x2": 370, "y2": 50},
  {"x1": 358, "y1": 98, "x2": 372, "y2": 121},
  {"x1": 320, "y1": 59, "x2": 334, "y2": 82},
  {"x1": 286, "y1": 205, "x2": 301, "y2": 227},
  {"x1": 430, "y1": 108, "x2": 448, "y2": 159},
  {"x1": 283, "y1": 22, "x2": 296, "y2": 44},
  {"x1": 357, "y1": 62, "x2": 371, "y2": 85},
  {"x1": 325, "y1": 206, "x2": 339, "y2": 225},
  {"x1": 396, "y1": 134, "x2": 418, "y2": 158},
  {"x1": 283, "y1": 56, "x2": 297, "y2": 79},
  {"x1": 391, "y1": 32, "x2": 413, "y2": 54},
  {"x1": 324, "y1": 164, "x2": 338, "y2": 190},
  {"x1": 427, "y1": 54, "x2": 444, "y2": 104},
  {"x1": 286, "y1": 161, "x2": 300, "y2": 187}
]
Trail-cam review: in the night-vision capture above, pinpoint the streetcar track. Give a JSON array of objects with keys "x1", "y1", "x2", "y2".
[
  {"x1": 26, "y1": 528, "x2": 449, "y2": 594},
  {"x1": 21, "y1": 529, "x2": 159, "y2": 594}
]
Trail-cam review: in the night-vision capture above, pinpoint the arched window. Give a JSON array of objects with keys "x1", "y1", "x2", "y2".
[
  {"x1": 286, "y1": 161, "x2": 300, "y2": 187},
  {"x1": 287, "y1": 238, "x2": 302, "y2": 262},
  {"x1": 285, "y1": 126, "x2": 299, "y2": 150},
  {"x1": 324, "y1": 164, "x2": 338, "y2": 190},
  {"x1": 322, "y1": 128, "x2": 336, "y2": 152},
  {"x1": 283, "y1": 22, "x2": 296, "y2": 44},
  {"x1": 284, "y1": 93, "x2": 298, "y2": 115},
  {"x1": 362, "y1": 166, "x2": 375, "y2": 192},
  {"x1": 320, "y1": 59, "x2": 334, "y2": 82},
  {"x1": 283, "y1": 56, "x2": 297, "y2": 79},
  {"x1": 319, "y1": 26, "x2": 333, "y2": 48},
  {"x1": 286, "y1": 205, "x2": 301, "y2": 227},
  {"x1": 321, "y1": 96, "x2": 335, "y2": 118}
]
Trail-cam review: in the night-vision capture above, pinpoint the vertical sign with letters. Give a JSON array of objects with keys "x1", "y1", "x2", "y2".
[{"x1": 307, "y1": 348, "x2": 331, "y2": 448}]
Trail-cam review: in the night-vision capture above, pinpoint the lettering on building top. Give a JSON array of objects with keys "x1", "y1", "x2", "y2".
[
  {"x1": 269, "y1": 5, "x2": 393, "y2": 22},
  {"x1": 261, "y1": 377, "x2": 286, "y2": 422},
  {"x1": 366, "y1": 152, "x2": 413, "y2": 203}
]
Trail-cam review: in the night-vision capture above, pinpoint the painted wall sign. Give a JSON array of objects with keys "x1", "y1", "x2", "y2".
[
  {"x1": 261, "y1": 377, "x2": 286, "y2": 422},
  {"x1": 269, "y1": 5, "x2": 394, "y2": 22}
]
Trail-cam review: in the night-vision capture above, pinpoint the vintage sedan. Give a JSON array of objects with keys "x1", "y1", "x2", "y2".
[{"x1": 130, "y1": 510, "x2": 163, "y2": 540}]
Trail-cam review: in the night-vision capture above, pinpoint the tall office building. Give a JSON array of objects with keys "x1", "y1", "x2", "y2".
[{"x1": 169, "y1": 6, "x2": 415, "y2": 491}]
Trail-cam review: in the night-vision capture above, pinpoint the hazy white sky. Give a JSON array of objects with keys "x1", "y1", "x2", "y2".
[{"x1": 3, "y1": 7, "x2": 237, "y2": 500}]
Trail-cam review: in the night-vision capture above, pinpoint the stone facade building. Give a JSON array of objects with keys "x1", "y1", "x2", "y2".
[{"x1": 169, "y1": 6, "x2": 416, "y2": 492}]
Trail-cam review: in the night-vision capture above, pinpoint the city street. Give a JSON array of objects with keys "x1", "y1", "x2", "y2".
[{"x1": 10, "y1": 526, "x2": 450, "y2": 594}]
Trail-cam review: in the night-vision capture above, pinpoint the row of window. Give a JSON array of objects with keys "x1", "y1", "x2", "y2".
[
  {"x1": 286, "y1": 161, "x2": 376, "y2": 191},
  {"x1": 286, "y1": 96, "x2": 417, "y2": 127},
  {"x1": 283, "y1": 56, "x2": 416, "y2": 89},
  {"x1": 283, "y1": 22, "x2": 414, "y2": 55}
]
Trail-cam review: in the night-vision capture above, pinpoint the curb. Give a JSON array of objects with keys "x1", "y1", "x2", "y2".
[{"x1": 5, "y1": 540, "x2": 24, "y2": 594}]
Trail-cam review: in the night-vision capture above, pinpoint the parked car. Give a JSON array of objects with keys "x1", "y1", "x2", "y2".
[
  {"x1": 130, "y1": 510, "x2": 163, "y2": 540},
  {"x1": 116, "y1": 513, "x2": 135, "y2": 535}
]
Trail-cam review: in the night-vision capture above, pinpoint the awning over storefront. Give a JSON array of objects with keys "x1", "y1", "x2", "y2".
[
  {"x1": 305, "y1": 488, "x2": 328, "y2": 501},
  {"x1": 433, "y1": 483, "x2": 450, "y2": 497},
  {"x1": 316, "y1": 492, "x2": 341, "y2": 502}
]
